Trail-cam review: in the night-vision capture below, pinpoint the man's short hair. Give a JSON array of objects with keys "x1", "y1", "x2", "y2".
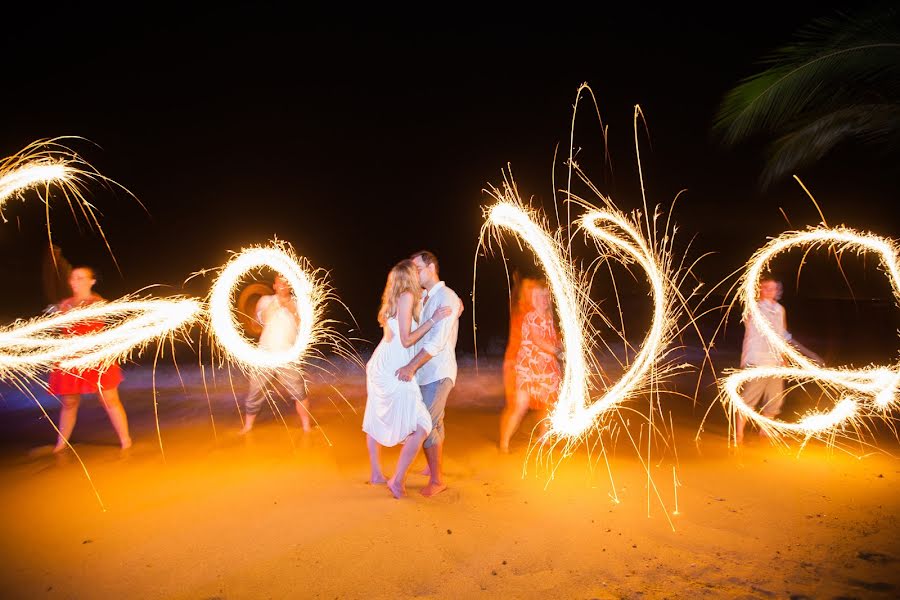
[{"x1": 411, "y1": 250, "x2": 439, "y2": 276}]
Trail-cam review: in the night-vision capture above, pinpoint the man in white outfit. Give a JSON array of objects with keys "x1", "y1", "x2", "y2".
[
  {"x1": 240, "y1": 274, "x2": 312, "y2": 434},
  {"x1": 736, "y1": 276, "x2": 789, "y2": 444},
  {"x1": 396, "y1": 250, "x2": 461, "y2": 497}
]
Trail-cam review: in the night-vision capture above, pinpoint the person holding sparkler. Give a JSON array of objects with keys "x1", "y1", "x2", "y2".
[
  {"x1": 363, "y1": 260, "x2": 453, "y2": 498},
  {"x1": 736, "y1": 275, "x2": 790, "y2": 444},
  {"x1": 502, "y1": 273, "x2": 541, "y2": 416},
  {"x1": 239, "y1": 274, "x2": 312, "y2": 434},
  {"x1": 48, "y1": 267, "x2": 132, "y2": 453},
  {"x1": 499, "y1": 281, "x2": 563, "y2": 453}
]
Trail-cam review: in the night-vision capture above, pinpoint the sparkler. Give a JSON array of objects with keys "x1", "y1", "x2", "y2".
[
  {"x1": 0, "y1": 297, "x2": 202, "y2": 388},
  {"x1": 0, "y1": 240, "x2": 345, "y2": 396},
  {"x1": 0, "y1": 138, "x2": 137, "y2": 265},
  {"x1": 479, "y1": 177, "x2": 682, "y2": 443},
  {"x1": 721, "y1": 227, "x2": 900, "y2": 443},
  {"x1": 205, "y1": 242, "x2": 325, "y2": 372},
  {"x1": 482, "y1": 188, "x2": 592, "y2": 439}
]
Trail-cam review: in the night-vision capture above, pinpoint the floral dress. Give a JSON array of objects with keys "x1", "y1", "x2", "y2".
[
  {"x1": 514, "y1": 310, "x2": 562, "y2": 410},
  {"x1": 48, "y1": 295, "x2": 123, "y2": 395}
]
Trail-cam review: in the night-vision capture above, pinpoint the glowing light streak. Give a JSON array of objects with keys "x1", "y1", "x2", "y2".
[
  {"x1": 568, "y1": 209, "x2": 672, "y2": 430},
  {"x1": 0, "y1": 298, "x2": 202, "y2": 384},
  {"x1": 0, "y1": 138, "x2": 138, "y2": 264},
  {"x1": 485, "y1": 199, "x2": 591, "y2": 438},
  {"x1": 206, "y1": 243, "x2": 323, "y2": 371},
  {"x1": 0, "y1": 162, "x2": 70, "y2": 210},
  {"x1": 481, "y1": 181, "x2": 680, "y2": 442},
  {"x1": 0, "y1": 242, "x2": 337, "y2": 388},
  {"x1": 722, "y1": 227, "x2": 900, "y2": 441}
]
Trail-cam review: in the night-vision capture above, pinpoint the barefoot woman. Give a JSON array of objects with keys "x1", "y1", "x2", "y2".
[{"x1": 48, "y1": 267, "x2": 132, "y2": 452}]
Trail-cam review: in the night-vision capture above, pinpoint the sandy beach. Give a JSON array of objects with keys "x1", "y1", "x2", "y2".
[{"x1": 0, "y1": 359, "x2": 898, "y2": 599}]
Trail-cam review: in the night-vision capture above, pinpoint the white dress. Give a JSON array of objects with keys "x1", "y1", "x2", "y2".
[{"x1": 362, "y1": 317, "x2": 433, "y2": 447}]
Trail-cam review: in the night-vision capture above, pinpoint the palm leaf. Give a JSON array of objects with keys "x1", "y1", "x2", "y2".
[
  {"x1": 759, "y1": 103, "x2": 900, "y2": 187},
  {"x1": 714, "y1": 6, "x2": 900, "y2": 144}
]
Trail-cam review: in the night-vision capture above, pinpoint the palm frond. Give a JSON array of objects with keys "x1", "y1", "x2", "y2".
[
  {"x1": 759, "y1": 103, "x2": 900, "y2": 187},
  {"x1": 714, "y1": 5, "x2": 900, "y2": 144}
]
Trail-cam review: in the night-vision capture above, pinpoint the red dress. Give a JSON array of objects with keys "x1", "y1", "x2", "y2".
[
  {"x1": 48, "y1": 295, "x2": 123, "y2": 395},
  {"x1": 515, "y1": 310, "x2": 562, "y2": 410}
]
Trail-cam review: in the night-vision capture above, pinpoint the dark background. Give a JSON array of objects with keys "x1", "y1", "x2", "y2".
[{"x1": 1, "y1": 2, "x2": 897, "y2": 363}]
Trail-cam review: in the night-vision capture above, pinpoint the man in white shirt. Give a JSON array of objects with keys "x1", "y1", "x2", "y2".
[
  {"x1": 736, "y1": 276, "x2": 789, "y2": 444},
  {"x1": 239, "y1": 275, "x2": 312, "y2": 434},
  {"x1": 396, "y1": 250, "x2": 461, "y2": 498}
]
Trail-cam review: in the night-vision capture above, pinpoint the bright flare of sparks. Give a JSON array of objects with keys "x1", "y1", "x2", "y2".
[
  {"x1": 480, "y1": 178, "x2": 681, "y2": 443},
  {"x1": 570, "y1": 209, "x2": 673, "y2": 428},
  {"x1": 722, "y1": 227, "x2": 900, "y2": 442},
  {"x1": 0, "y1": 162, "x2": 69, "y2": 210},
  {"x1": 206, "y1": 242, "x2": 325, "y2": 372},
  {"x1": 484, "y1": 199, "x2": 591, "y2": 438},
  {"x1": 0, "y1": 298, "x2": 202, "y2": 387},
  {"x1": 0, "y1": 138, "x2": 138, "y2": 265}
]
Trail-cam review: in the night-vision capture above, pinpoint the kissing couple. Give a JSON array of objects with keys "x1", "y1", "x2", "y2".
[{"x1": 362, "y1": 250, "x2": 462, "y2": 499}]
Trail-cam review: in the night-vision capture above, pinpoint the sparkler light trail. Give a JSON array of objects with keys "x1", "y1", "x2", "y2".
[
  {"x1": 0, "y1": 138, "x2": 138, "y2": 264},
  {"x1": 0, "y1": 297, "x2": 202, "y2": 387},
  {"x1": 479, "y1": 176, "x2": 682, "y2": 443},
  {"x1": 482, "y1": 185, "x2": 592, "y2": 440},
  {"x1": 206, "y1": 242, "x2": 324, "y2": 372},
  {"x1": 721, "y1": 226, "x2": 900, "y2": 443},
  {"x1": 570, "y1": 207, "x2": 676, "y2": 432},
  {"x1": 0, "y1": 241, "x2": 345, "y2": 393}
]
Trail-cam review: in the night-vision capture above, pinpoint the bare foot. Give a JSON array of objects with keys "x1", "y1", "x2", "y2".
[
  {"x1": 238, "y1": 426, "x2": 253, "y2": 435},
  {"x1": 120, "y1": 438, "x2": 133, "y2": 450},
  {"x1": 28, "y1": 445, "x2": 55, "y2": 458},
  {"x1": 119, "y1": 445, "x2": 133, "y2": 460},
  {"x1": 52, "y1": 442, "x2": 69, "y2": 454},
  {"x1": 420, "y1": 482, "x2": 447, "y2": 498},
  {"x1": 386, "y1": 477, "x2": 406, "y2": 499},
  {"x1": 369, "y1": 474, "x2": 388, "y2": 485},
  {"x1": 498, "y1": 443, "x2": 510, "y2": 454}
]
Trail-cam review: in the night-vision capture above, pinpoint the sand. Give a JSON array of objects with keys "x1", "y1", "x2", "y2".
[{"x1": 0, "y1": 361, "x2": 898, "y2": 599}]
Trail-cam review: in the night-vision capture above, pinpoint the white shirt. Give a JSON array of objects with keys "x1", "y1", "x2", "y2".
[
  {"x1": 415, "y1": 281, "x2": 460, "y2": 385},
  {"x1": 741, "y1": 298, "x2": 791, "y2": 368},
  {"x1": 256, "y1": 294, "x2": 299, "y2": 352}
]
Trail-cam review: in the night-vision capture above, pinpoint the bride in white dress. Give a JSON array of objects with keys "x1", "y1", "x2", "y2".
[{"x1": 363, "y1": 260, "x2": 452, "y2": 498}]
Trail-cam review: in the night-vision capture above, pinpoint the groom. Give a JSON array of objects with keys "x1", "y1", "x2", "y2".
[{"x1": 396, "y1": 250, "x2": 460, "y2": 497}]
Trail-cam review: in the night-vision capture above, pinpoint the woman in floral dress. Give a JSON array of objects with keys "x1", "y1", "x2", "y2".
[{"x1": 499, "y1": 283, "x2": 562, "y2": 452}]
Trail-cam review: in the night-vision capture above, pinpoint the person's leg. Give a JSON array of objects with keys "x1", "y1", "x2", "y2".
[
  {"x1": 421, "y1": 378, "x2": 453, "y2": 497},
  {"x1": 279, "y1": 369, "x2": 312, "y2": 432},
  {"x1": 759, "y1": 377, "x2": 784, "y2": 418},
  {"x1": 53, "y1": 394, "x2": 81, "y2": 452},
  {"x1": 421, "y1": 441, "x2": 444, "y2": 497},
  {"x1": 758, "y1": 377, "x2": 785, "y2": 438},
  {"x1": 387, "y1": 426, "x2": 428, "y2": 499},
  {"x1": 240, "y1": 373, "x2": 269, "y2": 433},
  {"x1": 99, "y1": 388, "x2": 132, "y2": 449},
  {"x1": 366, "y1": 434, "x2": 387, "y2": 484},
  {"x1": 499, "y1": 387, "x2": 531, "y2": 452},
  {"x1": 737, "y1": 377, "x2": 766, "y2": 444}
]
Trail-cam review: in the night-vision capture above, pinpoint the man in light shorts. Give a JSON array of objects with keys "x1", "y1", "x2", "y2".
[
  {"x1": 240, "y1": 274, "x2": 312, "y2": 433},
  {"x1": 736, "y1": 275, "x2": 789, "y2": 444}
]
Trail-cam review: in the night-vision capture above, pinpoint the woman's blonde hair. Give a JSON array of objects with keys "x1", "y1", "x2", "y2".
[{"x1": 378, "y1": 259, "x2": 422, "y2": 326}]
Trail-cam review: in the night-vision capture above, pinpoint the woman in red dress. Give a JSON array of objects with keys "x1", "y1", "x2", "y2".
[
  {"x1": 499, "y1": 282, "x2": 562, "y2": 452},
  {"x1": 49, "y1": 267, "x2": 131, "y2": 452}
]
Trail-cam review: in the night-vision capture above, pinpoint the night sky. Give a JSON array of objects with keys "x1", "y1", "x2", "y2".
[{"x1": 1, "y1": 3, "x2": 896, "y2": 355}]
